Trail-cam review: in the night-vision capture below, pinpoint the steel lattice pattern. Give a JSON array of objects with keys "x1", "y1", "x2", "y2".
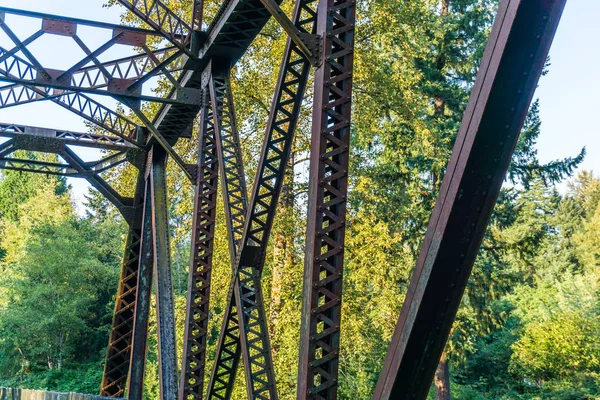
[
  {"x1": 101, "y1": 227, "x2": 143, "y2": 397},
  {"x1": 180, "y1": 98, "x2": 220, "y2": 399}
]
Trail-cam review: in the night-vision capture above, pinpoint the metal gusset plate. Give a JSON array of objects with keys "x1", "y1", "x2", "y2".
[
  {"x1": 372, "y1": 1, "x2": 567, "y2": 399},
  {"x1": 297, "y1": 0, "x2": 356, "y2": 396}
]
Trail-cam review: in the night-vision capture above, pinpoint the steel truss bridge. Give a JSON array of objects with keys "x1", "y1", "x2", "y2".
[{"x1": 0, "y1": 0, "x2": 565, "y2": 399}]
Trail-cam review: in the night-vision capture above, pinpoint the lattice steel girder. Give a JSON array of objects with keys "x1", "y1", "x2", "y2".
[
  {"x1": 149, "y1": 147, "x2": 179, "y2": 400},
  {"x1": 126, "y1": 176, "x2": 154, "y2": 400},
  {"x1": 297, "y1": 0, "x2": 355, "y2": 396},
  {"x1": 0, "y1": 157, "x2": 77, "y2": 176},
  {"x1": 0, "y1": 8, "x2": 193, "y2": 105},
  {"x1": 0, "y1": 7, "x2": 163, "y2": 37},
  {"x1": 115, "y1": 0, "x2": 195, "y2": 56},
  {"x1": 372, "y1": 1, "x2": 566, "y2": 399},
  {"x1": 203, "y1": 0, "x2": 317, "y2": 394},
  {"x1": 0, "y1": 68, "x2": 200, "y2": 106},
  {"x1": 0, "y1": 122, "x2": 138, "y2": 151},
  {"x1": 101, "y1": 173, "x2": 146, "y2": 397},
  {"x1": 257, "y1": 0, "x2": 319, "y2": 65},
  {"x1": 179, "y1": 95, "x2": 219, "y2": 400},
  {"x1": 205, "y1": 70, "x2": 254, "y2": 399},
  {"x1": 0, "y1": 47, "x2": 141, "y2": 144}
]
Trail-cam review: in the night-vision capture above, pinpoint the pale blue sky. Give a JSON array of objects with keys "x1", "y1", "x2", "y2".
[{"x1": 0, "y1": 0, "x2": 596, "y2": 210}]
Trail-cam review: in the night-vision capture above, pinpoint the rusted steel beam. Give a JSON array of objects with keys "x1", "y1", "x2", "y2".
[
  {"x1": 125, "y1": 100, "x2": 196, "y2": 182},
  {"x1": 0, "y1": 6, "x2": 164, "y2": 36},
  {"x1": 0, "y1": 122, "x2": 137, "y2": 151},
  {"x1": 257, "y1": 0, "x2": 318, "y2": 65},
  {"x1": 151, "y1": 0, "x2": 283, "y2": 143},
  {"x1": 127, "y1": 176, "x2": 154, "y2": 400},
  {"x1": 100, "y1": 138, "x2": 148, "y2": 398},
  {"x1": 101, "y1": 176, "x2": 146, "y2": 397},
  {"x1": 372, "y1": 1, "x2": 567, "y2": 399},
  {"x1": 0, "y1": 139, "x2": 14, "y2": 158},
  {"x1": 0, "y1": 48, "x2": 141, "y2": 144},
  {"x1": 115, "y1": 0, "x2": 194, "y2": 56},
  {"x1": 297, "y1": 0, "x2": 356, "y2": 395},
  {"x1": 205, "y1": 71, "x2": 251, "y2": 400},
  {"x1": 192, "y1": 0, "x2": 204, "y2": 30},
  {"x1": 61, "y1": 147, "x2": 136, "y2": 222},
  {"x1": 150, "y1": 147, "x2": 179, "y2": 400},
  {"x1": 179, "y1": 95, "x2": 220, "y2": 400},
  {"x1": 205, "y1": 0, "x2": 317, "y2": 394},
  {"x1": 0, "y1": 10, "x2": 191, "y2": 105},
  {"x1": 0, "y1": 157, "x2": 77, "y2": 176}
]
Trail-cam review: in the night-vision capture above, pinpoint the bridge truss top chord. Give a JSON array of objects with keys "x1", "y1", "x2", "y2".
[{"x1": 0, "y1": 0, "x2": 567, "y2": 399}]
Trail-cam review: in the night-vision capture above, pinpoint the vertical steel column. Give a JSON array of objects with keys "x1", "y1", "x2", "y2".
[
  {"x1": 127, "y1": 178, "x2": 155, "y2": 400},
  {"x1": 206, "y1": 0, "x2": 317, "y2": 395},
  {"x1": 150, "y1": 147, "x2": 179, "y2": 400},
  {"x1": 180, "y1": 96, "x2": 220, "y2": 400},
  {"x1": 206, "y1": 71, "x2": 252, "y2": 400},
  {"x1": 372, "y1": 1, "x2": 567, "y2": 399},
  {"x1": 297, "y1": 0, "x2": 355, "y2": 396},
  {"x1": 101, "y1": 178, "x2": 145, "y2": 397}
]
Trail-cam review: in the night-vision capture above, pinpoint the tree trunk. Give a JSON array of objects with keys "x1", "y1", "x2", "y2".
[{"x1": 434, "y1": 354, "x2": 451, "y2": 400}]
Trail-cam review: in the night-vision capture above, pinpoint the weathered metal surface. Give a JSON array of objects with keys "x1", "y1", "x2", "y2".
[
  {"x1": 115, "y1": 0, "x2": 193, "y2": 55},
  {"x1": 0, "y1": 123, "x2": 137, "y2": 151},
  {"x1": 372, "y1": 1, "x2": 567, "y2": 399},
  {"x1": 150, "y1": 148, "x2": 179, "y2": 400},
  {"x1": 204, "y1": 0, "x2": 316, "y2": 394},
  {"x1": 297, "y1": 0, "x2": 356, "y2": 396},
  {"x1": 0, "y1": 9, "x2": 186, "y2": 105},
  {"x1": 100, "y1": 167, "x2": 147, "y2": 397},
  {"x1": 126, "y1": 179, "x2": 155, "y2": 400},
  {"x1": 179, "y1": 95, "x2": 220, "y2": 400},
  {"x1": 206, "y1": 71, "x2": 251, "y2": 400}
]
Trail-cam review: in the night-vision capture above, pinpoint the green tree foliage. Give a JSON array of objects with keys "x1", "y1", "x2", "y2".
[{"x1": 0, "y1": 170, "x2": 123, "y2": 393}]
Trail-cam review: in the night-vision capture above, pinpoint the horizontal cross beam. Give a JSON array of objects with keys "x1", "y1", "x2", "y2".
[
  {"x1": 0, "y1": 122, "x2": 139, "y2": 151},
  {"x1": 0, "y1": 47, "x2": 142, "y2": 144},
  {"x1": 0, "y1": 6, "x2": 164, "y2": 36},
  {"x1": 0, "y1": 72, "x2": 201, "y2": 106}
]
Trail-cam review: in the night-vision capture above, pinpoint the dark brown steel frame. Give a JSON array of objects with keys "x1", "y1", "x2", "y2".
[{"x1": 0, "y1": 0, "x2": 567, "y2": 399}]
